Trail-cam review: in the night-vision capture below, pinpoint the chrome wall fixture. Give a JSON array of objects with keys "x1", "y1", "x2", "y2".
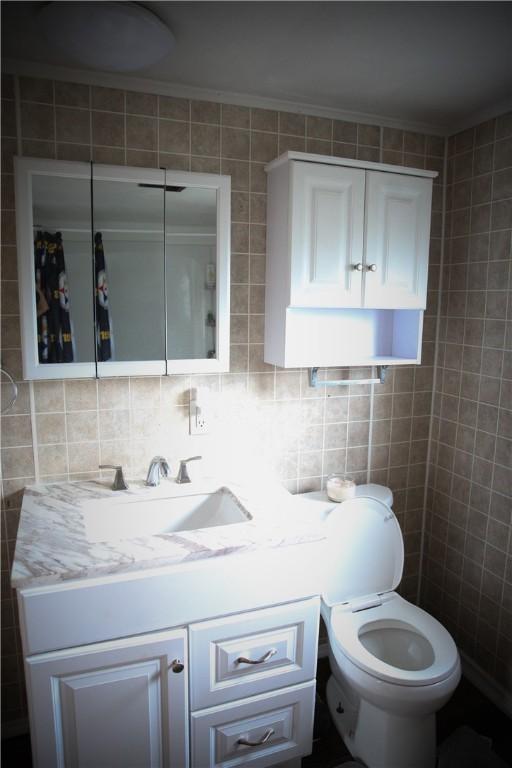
[{"x1": 308, "y1": 365, "x2": 388, "y2": 388}]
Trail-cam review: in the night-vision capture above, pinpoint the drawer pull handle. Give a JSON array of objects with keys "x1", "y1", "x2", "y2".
[
  {"x1": 237, "y1": 728, "x2": 275, "y2": 747},
  {"x1": 236, "y1": 648, "x2": 277, "y2": 665}
]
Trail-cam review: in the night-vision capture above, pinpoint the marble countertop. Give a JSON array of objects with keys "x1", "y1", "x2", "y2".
[{"x1": 11, "y1": 476, "x2": 331, "y2": 589}]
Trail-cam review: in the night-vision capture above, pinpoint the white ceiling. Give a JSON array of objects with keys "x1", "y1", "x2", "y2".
[{"x1": 3, "y1": 1, "x2": 512, "y2": 135}]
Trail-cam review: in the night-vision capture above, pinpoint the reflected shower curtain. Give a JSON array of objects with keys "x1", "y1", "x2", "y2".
[
  {"x1": 94, "y1": 232, "x2": 113, "y2": 362},
  {"x1": 34, "y1": 231, "x2": 74, "y2": 363}
]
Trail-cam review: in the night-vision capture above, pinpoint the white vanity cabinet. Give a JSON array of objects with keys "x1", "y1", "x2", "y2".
[
  {"x1": 19, "y1": 567, "x2": 320, "y2": 768},
  {"x1": 25, "y1": 628, "x2": 188, "y2": 768},
  {"x1": 264, "y1": 152, "x2": 436, "y2": 369}
]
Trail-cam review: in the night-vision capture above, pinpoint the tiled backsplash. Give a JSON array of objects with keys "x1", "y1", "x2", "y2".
[
  {"x1": 422, "y1": 115, "x2": 512, "y2": 693},
  {"x1": 2, "y1": 72, "x2": 508, "y2": 729}
]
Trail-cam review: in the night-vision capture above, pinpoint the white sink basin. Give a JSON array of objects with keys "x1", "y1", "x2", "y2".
[{"x1": 82, "y1": 487, "x2": 252, "y2": 543}]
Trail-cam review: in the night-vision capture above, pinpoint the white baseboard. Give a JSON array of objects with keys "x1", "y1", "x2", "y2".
[
  {"x1": 1, "y1": 717, "x2": 29, "y2": 740},
  {"x1": 460, "y1": 652, "x2": 512, "y2": 719}
]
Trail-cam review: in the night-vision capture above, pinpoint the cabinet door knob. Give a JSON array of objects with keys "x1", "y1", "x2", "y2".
[
  {"x1": 353, "y1": 263, "x2": 364, "y2": 271},
  {"x1": 170, "y1": 659, "x2": 184, "y2": 673},
  {"x1": 367, "y1": 263, "x2": 377, "y2": 272}
]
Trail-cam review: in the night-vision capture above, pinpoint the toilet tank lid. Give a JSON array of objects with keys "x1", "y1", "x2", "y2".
[{"x1": 355, "y1": 483, "x2": 393, "y2": 507}]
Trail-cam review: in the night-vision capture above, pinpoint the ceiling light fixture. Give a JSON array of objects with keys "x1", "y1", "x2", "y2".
[{"x1": 38, "y1": 2, "x2": 176, "y2": 73}]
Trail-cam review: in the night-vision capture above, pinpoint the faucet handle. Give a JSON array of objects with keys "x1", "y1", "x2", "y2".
[
  {"x1": 176, "y1": 456, "x2": 202, "y2": 484},
  {"x1": 99, "y1": 464, "x2": 128, "y2": 491}
]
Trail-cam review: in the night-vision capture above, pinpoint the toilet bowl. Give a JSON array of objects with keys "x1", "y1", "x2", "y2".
[{"x1": 318, "y1": 489, "x2": 461, "y2": 768}]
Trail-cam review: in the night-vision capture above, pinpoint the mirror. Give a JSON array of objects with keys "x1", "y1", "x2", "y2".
[
  {"x1": 165, "y1": 186, "x2": 217, "y2": 360},
  {"x1": 92, "y1": 171, "x2": 166, "y2": 371},
  {"x1": 15, "y1": 158, "x2": 230, "y2": 380},
  {"x1": 31, "y1": 173, "x2": 95, "y2": 367}
]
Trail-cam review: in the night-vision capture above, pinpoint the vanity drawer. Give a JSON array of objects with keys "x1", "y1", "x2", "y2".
[
  {"x1": 191, "y1": 680, "x2": 315, "y2": 768},
  {"x1": 189, "y1": 597, "x2": 319, "y2": 709}
]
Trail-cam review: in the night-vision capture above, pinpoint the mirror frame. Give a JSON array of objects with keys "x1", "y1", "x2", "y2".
[{"x1": 14, "y1": 157, "x2": 231, "y2": 380}]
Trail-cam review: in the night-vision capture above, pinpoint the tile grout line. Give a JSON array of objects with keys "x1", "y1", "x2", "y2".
[{"x1": 416, "y1": 136, "x2": 450, "y2": 605}]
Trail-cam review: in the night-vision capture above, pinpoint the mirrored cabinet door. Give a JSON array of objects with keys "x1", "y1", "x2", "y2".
[
  {"x1": 15, "y1": 158, "x2": 96, "y2": 379},
  {"x1": 92, "y1": 166, "x2": 167, "y2": 377},
  {"x1": 165, "y1": 172, "x2": 230, "y2": 374},
  {"x1": 15, "y1": 159, "x2": 231, "y2": 380}
]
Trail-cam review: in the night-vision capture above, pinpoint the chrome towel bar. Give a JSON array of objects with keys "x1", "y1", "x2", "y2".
[{"x1": 308, "y1": 365, "x2": 388, "y2": 388}]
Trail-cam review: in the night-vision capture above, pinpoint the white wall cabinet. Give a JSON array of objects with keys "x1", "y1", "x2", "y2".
[
  {"x1": 289, "y1": 162, "x2": 365, "y2": 308},
  {"x1": 25, "y1": 628, "x2": 188, "y2": 768},
  {"x1": 364, "y1": 170, "x2": 431, "y2": 309},
  {"x1": 264, "y1": 152, "x2": 436, "y2": 369},
  {"x1": 20, "y1": 584, "x2": 319, "y2": 768}
]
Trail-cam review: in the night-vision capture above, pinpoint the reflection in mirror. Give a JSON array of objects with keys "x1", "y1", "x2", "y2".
[
  {"x1": 165, "y1": 187, "x2": 217, "y2": 360},
  {"x1": 32, "y1": 174, "x2": 95, "y2": 364},
  {"x1": 92, "y1": 178, "x2": 165, "y2": 362}
]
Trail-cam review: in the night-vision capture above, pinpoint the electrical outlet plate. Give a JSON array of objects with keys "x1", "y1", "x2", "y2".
[{"x1": 190, "y1": 412, "x2": 207, "y2": 435}]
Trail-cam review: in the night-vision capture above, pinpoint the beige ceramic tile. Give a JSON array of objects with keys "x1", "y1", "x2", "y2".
[
  {"x1": 56, "y1": 107, "x2": 90, "y2": 144},
  {"x1": 36, "y1": 413, "x2": 66, "y2": 445},
  {"x1": 64, "y1": 380, "x2": 98, "y2": 411},
  {"x1": 34, "y1": 381, "x2": 65, "y2": 413},
  {"x1": 55, "y1": 81, "x2": 90, "y2": 108},
  {"x1": 66, "y1": 411, "x2": 99, "y2": 443}
]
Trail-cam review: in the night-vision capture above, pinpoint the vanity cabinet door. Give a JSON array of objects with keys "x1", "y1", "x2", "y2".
[
  {"x1": 289, "y1": 162, "x2": 365, "y2": 308},
  {"x1": 363, "y1": 171, "x2": 432, "y2": 309},
  {"x1": 25, "y1": 628, "x2": 188, "y2": 768}
]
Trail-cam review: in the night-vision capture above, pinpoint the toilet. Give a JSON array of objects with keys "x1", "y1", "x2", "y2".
[{"x1": 307, "y1": 484, "x2": 461, "y2": 768}]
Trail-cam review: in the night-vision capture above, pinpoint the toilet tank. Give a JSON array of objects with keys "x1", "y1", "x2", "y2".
[
  {"x1": 355, "y1": 483, "x2": 393, "y2": 508},
  {"x1": 298, "y1": 484, "x2": 393, "y2": 508}
]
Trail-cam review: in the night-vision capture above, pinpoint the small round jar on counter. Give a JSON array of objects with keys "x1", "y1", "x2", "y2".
[{"x1": 326, "y1": 474, "x2": 356, "y2": 503}]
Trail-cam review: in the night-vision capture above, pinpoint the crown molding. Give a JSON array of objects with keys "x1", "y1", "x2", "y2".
[
  {"x1": 2, "y1": 58, "x2": 449, "y2": 137},
  {"x1": 448, "y1": 95, "x2": 512, "y2": 138}
]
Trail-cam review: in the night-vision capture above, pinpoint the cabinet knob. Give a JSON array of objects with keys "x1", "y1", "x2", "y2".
[
  {"x1": 367, "y1": 264, "x2": 377, "y2": 272},
  {"x1": 353, "y1": 263, "x2": 364, "y2": 271},
  {"x1": 170, "y1": 659, "x2": 185, "y2": 673}
]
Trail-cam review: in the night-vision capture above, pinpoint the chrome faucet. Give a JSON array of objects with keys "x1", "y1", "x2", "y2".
[
  {"x1": 145, "y1": 456, "x2": 170, "y2": 487},
  {"x1": 176, "y1": 456, "x2": 202, "y2": 484}
]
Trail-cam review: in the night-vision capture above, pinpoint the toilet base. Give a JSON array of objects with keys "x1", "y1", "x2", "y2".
[{"x1": 326, "y1": 674, "x2": 436, "y2": 768}]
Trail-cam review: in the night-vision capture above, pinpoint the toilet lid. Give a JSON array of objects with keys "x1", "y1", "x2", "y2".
[{"x1": 323, "y1": 497, "x2": 404, "y2": 607}]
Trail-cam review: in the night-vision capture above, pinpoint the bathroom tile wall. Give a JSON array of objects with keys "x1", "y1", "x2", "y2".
[
  {"x1": 1, "y1": 72, "x2": 444, "y2": 727},
  {"x1": 422, "y1": 114, "x2": 512, "y2": 696}
]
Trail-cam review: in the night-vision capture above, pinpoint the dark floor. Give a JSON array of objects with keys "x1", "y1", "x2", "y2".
[{"x1": 2, "y1": 660, "x2": 512, "y2": 767}]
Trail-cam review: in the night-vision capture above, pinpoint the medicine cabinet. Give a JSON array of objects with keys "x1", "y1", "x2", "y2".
[
  {"x1": 14, "y1": 157, "x2": 230, "y2": 380},
  {"x1": 264, "y1": 152, "x2": 436, "y2": 368}
]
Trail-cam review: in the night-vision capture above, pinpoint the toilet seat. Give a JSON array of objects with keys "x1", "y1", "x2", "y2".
[{"x1": 329, "y1": 593, "x2": 459, "y2": 687}]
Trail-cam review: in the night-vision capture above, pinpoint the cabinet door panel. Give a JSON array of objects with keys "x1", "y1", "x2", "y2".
[
  {"x1": 290, "y1": 162, "x2": 365, "y2": 308},
  {"x1": 364, "y1": 171, "x2": 431, "y2": 309},
  {"x1": 26, "y1": 628, "x2": 188, "y2": 768}
]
